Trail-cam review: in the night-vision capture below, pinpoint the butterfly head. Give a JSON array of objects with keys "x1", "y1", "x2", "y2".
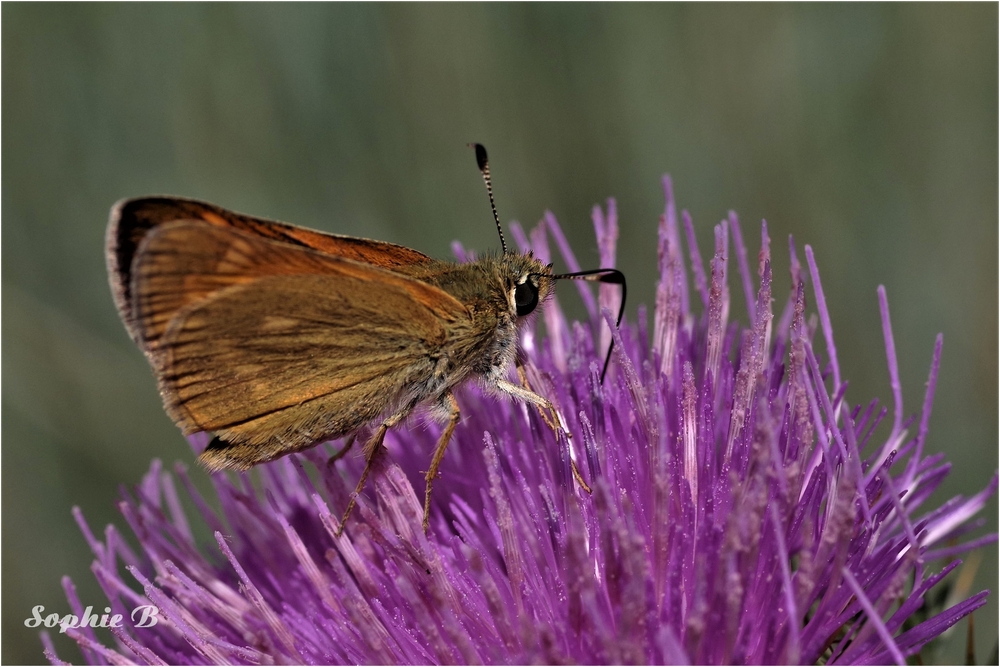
[{"x1": 500, "y1": 252, "x2": 555, "y2": 320}]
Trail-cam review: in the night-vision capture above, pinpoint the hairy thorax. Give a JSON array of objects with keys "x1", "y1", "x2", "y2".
[{"x1": 402, "y1": 252, "x2": 554, "y2": 400}]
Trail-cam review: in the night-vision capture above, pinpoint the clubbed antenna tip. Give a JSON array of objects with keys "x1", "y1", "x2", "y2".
[
  {"x1": 473, "y1": 143, "x2": 488, "y2": 171},
  {"x1": 468, "y1": 142, "x2": 507, "y2": 254}
]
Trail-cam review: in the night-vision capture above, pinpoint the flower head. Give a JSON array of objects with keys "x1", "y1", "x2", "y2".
[{"x1": 48, "y1": 178, "x2": 995, "y2": 664}]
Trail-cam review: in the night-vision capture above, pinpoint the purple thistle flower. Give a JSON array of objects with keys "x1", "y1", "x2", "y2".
[{"x1": 47, "y1": 178, "x2": 995, "y2": 665}]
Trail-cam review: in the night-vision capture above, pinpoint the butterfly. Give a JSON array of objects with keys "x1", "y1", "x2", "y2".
[{"x1": 106, "y1": 144, "x2": 624, "y2": 532}]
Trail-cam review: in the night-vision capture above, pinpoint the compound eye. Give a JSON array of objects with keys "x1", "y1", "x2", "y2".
[{"x1": 514, "y1": 280, "x2": 539, "y2": 316}]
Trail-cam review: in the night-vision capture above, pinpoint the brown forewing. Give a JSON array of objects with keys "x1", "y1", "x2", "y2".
[
  {"x1": 130, "y1": 221, "x2": 434, "y2": 355},
  {"x1": 125, "y1": 219, "x2": 471, "y2": 470},
  {"x1": 107, "y1": 196, "x2": 436, "y2": 345}
]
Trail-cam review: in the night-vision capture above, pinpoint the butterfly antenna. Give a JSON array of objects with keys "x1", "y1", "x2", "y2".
[
  {"x1": 470, "y1": 143, "x2": 508, "y2": 254},
  {"x1": 552, "y1": 268, "x2": 627, "y2": 383}
]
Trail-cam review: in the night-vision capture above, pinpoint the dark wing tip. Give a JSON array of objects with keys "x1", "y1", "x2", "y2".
[{"x1": 198, "y1": 436, "x2": 255, "y2": 472}]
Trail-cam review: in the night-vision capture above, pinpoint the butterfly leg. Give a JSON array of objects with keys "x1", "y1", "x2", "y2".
[
  {"x1": 515, "y1": 364, "x2": 561, "y2": 433},
  {"x1": 423, "y1": 391, "x2": 460, "y2": 533},
  {"x1": 326, "y1": 434, "x2": 356, "y2": 465},
  {"x1": 335, "y1": 410, "x2": 407, "y2": 537},
  {"x1": 501, "y1": 365, "x2": 592, "y2": 494}
]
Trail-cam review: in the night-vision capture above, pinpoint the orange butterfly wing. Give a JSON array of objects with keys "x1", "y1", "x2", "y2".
[
  {"x1": 106, "y1": 197, "x2": 473, "y2": 470},
  {"x1": 107, "y1": 196, "x2": 436, "y2": 346}
]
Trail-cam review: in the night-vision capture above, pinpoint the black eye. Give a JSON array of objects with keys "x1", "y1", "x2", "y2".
[{"x1": 514, "y1": 280, "x2": 539, "y2": 316}]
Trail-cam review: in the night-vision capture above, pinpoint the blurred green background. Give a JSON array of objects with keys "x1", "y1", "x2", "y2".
[{"x1": 3, "y1": 4, "x2": 996, "y2": 664}]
